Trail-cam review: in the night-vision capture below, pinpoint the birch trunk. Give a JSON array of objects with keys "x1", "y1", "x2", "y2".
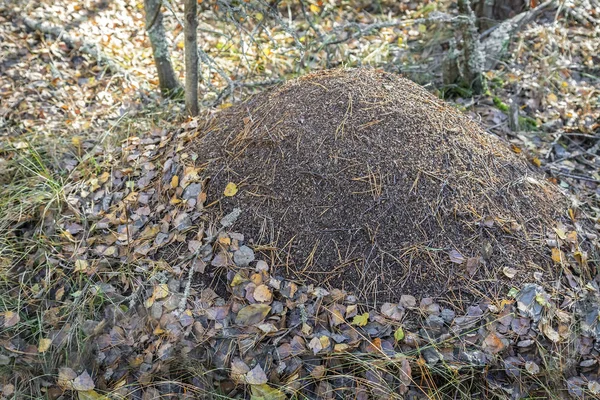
[{"x1": 144, "y1": 0, "x2": 182, "y2": 97}]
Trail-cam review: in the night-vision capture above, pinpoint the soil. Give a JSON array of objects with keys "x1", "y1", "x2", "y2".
[{"x1": 188, "y1": 68, "x2": 567, "y2": 303}]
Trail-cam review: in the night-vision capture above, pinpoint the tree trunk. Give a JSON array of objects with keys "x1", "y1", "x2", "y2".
[
  {"x1": 457, "y1": 0, "x2": 486, "y2": 94},
  {"x1": 144, "y1": 0, "x2": 182, "y2": 97},
  {"x1": 475, "y1": 0, "x2": 528, "y2": 24},
  {"x1": 184, "y1": 0, "x2": 199, "y2": 116}
]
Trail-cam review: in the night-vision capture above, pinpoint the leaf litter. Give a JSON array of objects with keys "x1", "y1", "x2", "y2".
[{"x1": 1, "y1": 1, "x2": 600, "y2": 398}]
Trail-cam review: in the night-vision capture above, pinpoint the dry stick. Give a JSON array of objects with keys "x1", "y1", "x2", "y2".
[
  {"x1": 22, "y1": 16, "x2": 135, "y2": 83},
  {"x1": 184, "y1": 0, "x2": 199, "y2": 116}
]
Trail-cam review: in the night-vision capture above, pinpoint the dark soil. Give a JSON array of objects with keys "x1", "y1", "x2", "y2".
[{"x1": 189, "y1": 68, "x2": 567, "y2": 304}]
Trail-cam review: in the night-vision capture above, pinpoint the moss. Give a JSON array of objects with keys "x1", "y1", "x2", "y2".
[
  {"x1": 519, "y1": 116, "x2": 539, "y2": 131},
  {"x1": 493, "y1": 97, "x2": 510, "y2": 112}
]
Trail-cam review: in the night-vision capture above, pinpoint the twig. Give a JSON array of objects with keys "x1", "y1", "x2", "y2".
[{"x1": 551, "y1": 171, "x2": 600, "y2": 183}]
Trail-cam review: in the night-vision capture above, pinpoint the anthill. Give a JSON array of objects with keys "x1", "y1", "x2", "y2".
[{"x1": 187, "y1": 68, "x2": 567, "y2": 304}]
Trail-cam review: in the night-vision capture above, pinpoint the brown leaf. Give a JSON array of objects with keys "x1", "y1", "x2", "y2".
[
  {"x1": 58, "y1": 367, "x2": 77, "y2": 389},
  {"x1": 483, "y1": 332, "x2": 505, "y2": 354}
]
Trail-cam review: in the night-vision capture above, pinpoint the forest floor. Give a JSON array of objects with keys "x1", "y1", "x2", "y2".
[{"x1": 1, "y1": 0, "x2": 599, "y2": 399}]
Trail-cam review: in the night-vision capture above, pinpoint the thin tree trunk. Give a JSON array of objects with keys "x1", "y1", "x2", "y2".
[
  {"x1": 458, "y1": 0, "x2": 486, "y2": 94},
  {"x1": 184, "y1": 0, "x2": 199, "y2": 116},
  {"x1": 144, "y1": 0, "x2": 182, "y2": 97}
]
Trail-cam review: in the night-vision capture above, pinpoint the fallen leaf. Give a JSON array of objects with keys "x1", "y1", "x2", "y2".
[
  {"x1": 253, "y1": 284, "x2": 273, "y2": 303},
  {"x1": 551, "y1": 247, "x2": 563, "y2": 263},
  {"x1": 394, "y1": 326, "x2": 405, "y2": 342},
  {"x1": 231, "y1": 358, "x2": 250, "y2": 383},
  {"x1": 483, "y1": 332, "x2": 505, "y2": 354},
  {"x1": 250, "y1": 383, "x2": 286, "y2": 400},
  {"x1": 224, "y1": 182, "x2": 238, "y2": 197},
  {"x1": 542, "y1": 322, "x2": 560, "y2": 343},
  {"x1": 38, "y1": 338, "x2": 52, "y2": 353},
  {"x1": 381, "y1": 303, "x2": 403, "y2": 320},
  {"x1": 74, "y1": 259, "x2": 89, "y2": 273},
  {"x1": 246, "y1": 364, "x2": 268, "y2": 385},
  {"x1": 589, "y1": 381, "x2": 600, "y2": 395},
  {"x1": 448, "y1": 249, "x2": 465, "y2": 264},
  {"x1": 235, "y1": 304, "x2": 271, "y2": 325},
  {"x1": 78, "y1": 390, "x2": 107, "y2": 400},
  {"x1": 502, "y1": 267, "x2": 517, "y2": 279},
  {"x1": 525, "y1": 361, "x2": 540, "y2": 375},
  {"x1": 352, "y1": 312, "x2": 369, "y2": 327},
  {"x1": 311, "y1": 365, "x2": 326, "y2": 379},
  {"x1": 334, "y1": 343, "x2": 349, "y2": 352},
  {"x1": 58, "y1": 367, "x2": 77, "y2": 389},
  {"x1": 72, "y1": 370, "x2": 95, "y2": 391},
  {"x1": 319, "y1": 336, "x2": 331, "y2": 350},
  {"x1": 153, "y1": 284, "x2": 169, "y2": 300},
  {"x1": 309, "y1": 337, "x2": 323, "y2": 354},
  {"x1": 3, "y1": 311, "x2": 20, "y2": 328}
]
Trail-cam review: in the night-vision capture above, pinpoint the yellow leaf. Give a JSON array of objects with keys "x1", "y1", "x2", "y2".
[
  {"x1": 153, "y1": 284, "x2": 169, "y2": 300},
  {"x1": 38, "y1": 338, "x2": 52, "y2": 353},
  {"x1": 250, "y1": 383, "x2": 286, "y2": 400},
  {"x1": 170, "y1": 175, "x2": 179, "y2": 188},
  {"x1": 74, "y1": 259, "x2": 89, "y2": 273},
  {"x1": 352, "y1": 312, "x2": 369, "y2": 327},
  {"x1": 224, "y1": 182, "x2": 238, "y2": 197},
  {"x1": 230, "y1": 272, "x2": 247, "y2": 287},
  {"x1": 531, "y1": 157, "x2": 541, "y2": 167},
  {"x1": 78, "y1": 390, "x2": 108, "y2": 400},
  {"x1": 551, "y1": 247, "x2": 563, "y2": 263},
  {"x1": 334, "y1": 343, "x2": 349, "y2": 352},
  {"x1": 309, "y1": 4, "x2": 321, "y2": 13},
  {"x1": 319, "y1": 335, "x2": 330, "y2": 349}
]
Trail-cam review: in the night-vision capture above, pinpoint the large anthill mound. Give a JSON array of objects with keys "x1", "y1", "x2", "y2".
[{"x1": 191, "y1": 69, "x2": 566, "y2": 302}]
